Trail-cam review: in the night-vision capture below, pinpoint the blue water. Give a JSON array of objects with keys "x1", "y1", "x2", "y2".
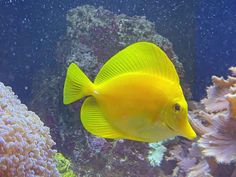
[
  {"x1": 0, "y1": 0, "x2": 235, "y2": 102},
  {"x1": 195, "y1": 0, "x2": 236, "y2": 100}
]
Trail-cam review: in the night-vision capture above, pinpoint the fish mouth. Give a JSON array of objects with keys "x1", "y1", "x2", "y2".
[
  {"x1": 180, "y1": 123, "x2": 197, "y2": 140},
  {"x1": 165, "y1": 122, "x2": 196, "y2": 140}
]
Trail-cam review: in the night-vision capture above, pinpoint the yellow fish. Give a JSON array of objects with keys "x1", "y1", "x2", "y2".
[{"x1": 63, "y1": 42, "x2": 196, "y2": 142}]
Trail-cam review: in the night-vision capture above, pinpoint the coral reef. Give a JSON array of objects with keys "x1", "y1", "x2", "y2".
[
  {"x1": 161, "y1": 67, "x2": 236, "y2": 177},
  {"x1": 0, "y1": 82, "x2": 59, "y2": 177},
  {"x1": 3, "y1": 3, "x2": 236, "y2": 177},
  {"x1": 188, "y1": 67, "x2": 236, "y2": 176},
  {"x1": 27, "y1": 4, "x2": 236, "y2": 176},
  {"x1": 29, "y1": 5, "x2": 191, "y2": 177}
]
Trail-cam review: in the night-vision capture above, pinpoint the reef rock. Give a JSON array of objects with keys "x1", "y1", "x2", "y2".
[
  {"x1": 57, "y1": 5, "x2": 187, "y2": 83},
  {"x1": 30, "y1": 5, "x2": 191, "y2": 176}
]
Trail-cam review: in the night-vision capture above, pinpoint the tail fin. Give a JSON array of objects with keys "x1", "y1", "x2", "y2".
[{"x1": 63, "y1": 63, "x2": 94, "y2": 105}]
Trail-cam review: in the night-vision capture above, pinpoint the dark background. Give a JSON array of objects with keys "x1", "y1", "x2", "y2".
[{"x1": 0, "y1": 0, "x2": 235, "y2": 102}]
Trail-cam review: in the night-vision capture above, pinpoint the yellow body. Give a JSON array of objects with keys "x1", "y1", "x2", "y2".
[
  {"x1": 63, "y1": 42, "x2": 196, "y2": 142},
  {"x1": 95, "y1": 73, "x2": 179, "y2": 141}
]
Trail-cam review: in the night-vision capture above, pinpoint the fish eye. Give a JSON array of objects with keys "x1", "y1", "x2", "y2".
[{"x1": 173, "y1": 103, "x2": 181, "y2": 112}]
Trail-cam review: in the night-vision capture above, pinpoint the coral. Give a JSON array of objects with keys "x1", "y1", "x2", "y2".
[
  {"x1": 54, "y1": 153, "x2": 76, "y2": 177},
  {"x1": 86, "y1": 134, "x2": 107, "y2": 154},
  {"x1": 186, "y1": 160, "x2": 212, "y2": 177},
  {"x1": 0, "y1": 82, "x2": 59, "y2": 177},
  {"x1": 164, "y1": 67, "x2": 236, "y2": 177},
  {"x1": 29, "y1": 5, "x2": 236, "y2": 177},
  {"x1": 165, "y1": 140, "x2": 212, "y2": 177},
  {"x1": 183, "y1": 67, "x2": 236, "y2": 177},
  {"x1": 197, "y1": 67, "x2": 236, "y2": 164},
  {"x1": 148, "y1": 142, "x2": 167, "y2": 167}
]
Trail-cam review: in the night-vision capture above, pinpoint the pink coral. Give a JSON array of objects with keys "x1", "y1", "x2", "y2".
[
  {"x1": 0, "y1": 82, "x2": 59, "y2": 177},
  {"x1": 166, "y1": 142, "x2": 212, "y2": 177},
  {"x1": 197, "y1": 67, "x2": 236, "y2": 164},
  {"x1": 168, "y1": 67, "x2": 236, "y2": 176}
]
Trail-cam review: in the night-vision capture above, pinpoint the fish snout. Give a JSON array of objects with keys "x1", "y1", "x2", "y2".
[{"x1": 179, "y1": 121, "x2": 197, "y2": 140}]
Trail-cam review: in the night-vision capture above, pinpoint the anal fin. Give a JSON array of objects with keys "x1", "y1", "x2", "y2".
[{"x1": 81, "y1": 97, "x2": 124, "y2": 139}]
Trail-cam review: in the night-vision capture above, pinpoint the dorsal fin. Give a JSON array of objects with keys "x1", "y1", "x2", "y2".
[{"x1": 94, "y1": 42, "x2": 179, "y2": 84}]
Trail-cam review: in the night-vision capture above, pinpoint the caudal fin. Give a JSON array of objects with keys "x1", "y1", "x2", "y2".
[{"x1": 63, "y1": 63, "x2": 94, "y2": 105}]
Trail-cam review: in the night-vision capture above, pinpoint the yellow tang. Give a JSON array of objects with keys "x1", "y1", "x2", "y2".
[{"x1": 63, "y1": 42, "x2": 196, "y2": 142}]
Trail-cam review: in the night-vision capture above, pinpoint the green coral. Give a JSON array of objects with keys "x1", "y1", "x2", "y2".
[
  {"x1": 54, "y1": 153, "x2": 76, "y2": 177},
  {"x1": 148, "y1": 141, "x2": 167, "y2": 167}
]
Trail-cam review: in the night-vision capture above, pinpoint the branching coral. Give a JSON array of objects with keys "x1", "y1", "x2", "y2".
[
  {"x1": 166, "y1": 67, "x2": 236, "y2": 177},
  {"x1": 197, "y1": 67, "x2": 236, "y2": 164},
  {"x1": 0, "y1": 82, "x2": 59, "y2": 177},
  {"x1": 166, "y1": 141, "x2": 212, "y2": 177}
]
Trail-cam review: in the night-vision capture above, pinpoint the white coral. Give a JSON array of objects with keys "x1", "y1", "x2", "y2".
[{"x1": 0, "y1": 82, "x2": 59, "y2": 177}]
